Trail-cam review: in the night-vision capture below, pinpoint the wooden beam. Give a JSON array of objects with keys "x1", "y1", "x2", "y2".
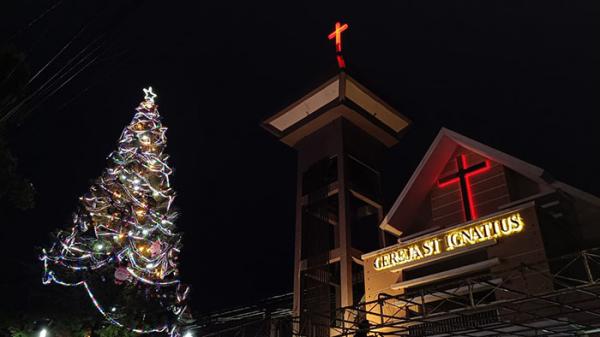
[
  {"x1": 393, "y1": 278, "x2": 503, "y2": 307},
  {"x1": 350, "y1": 189, "x2": 382, "y2": 209},
  {"x1": 391, "y1": 258, "x2": 500, "y2": 290}
]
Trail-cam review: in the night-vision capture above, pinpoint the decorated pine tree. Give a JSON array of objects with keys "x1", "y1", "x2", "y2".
[{"x1": 41, "y1": 87, "x2": 191, "y2": 336}]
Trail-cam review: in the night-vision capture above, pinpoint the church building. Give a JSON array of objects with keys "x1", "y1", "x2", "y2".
[{"x1": 262, "y1": 72, "x2": 600, "y2": 337}]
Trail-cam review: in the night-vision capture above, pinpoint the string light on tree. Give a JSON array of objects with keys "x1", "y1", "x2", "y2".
[{"x1": 41, "y1": 87, "x2": 191, "y2": 336}]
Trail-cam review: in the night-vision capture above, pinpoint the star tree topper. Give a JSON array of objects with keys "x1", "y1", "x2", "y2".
[{"x1": 144, "y1": 86, "x2": 157, "y2": 103}]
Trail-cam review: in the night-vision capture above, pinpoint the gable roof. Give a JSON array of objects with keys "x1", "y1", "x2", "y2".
[{"x1": 380, "y1": 128, "x2": 600, "y2": 236}]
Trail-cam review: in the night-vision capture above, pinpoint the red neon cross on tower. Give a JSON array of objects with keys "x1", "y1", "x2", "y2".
[
  {"x1": 437, "y1": 154, "x2": 491, "y2": 221},
  {"x1": 328, "y1": 21, "x2": 349, "y2": 69}
]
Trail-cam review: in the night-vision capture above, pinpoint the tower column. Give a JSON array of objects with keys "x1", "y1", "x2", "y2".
[
  {"x1": 262, "y1": 73, "x2": 410, "y2": 337},
  {"x1": 337, "y1": 140, "x2": 353, "y2": 308},
  {"x1": 292, "y1": 160, "x2": 303, "y2": 319}
]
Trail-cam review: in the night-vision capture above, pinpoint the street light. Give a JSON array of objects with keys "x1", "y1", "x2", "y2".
[{"x1": 39, "y1": 328, "x2": 48, "y2": 337}]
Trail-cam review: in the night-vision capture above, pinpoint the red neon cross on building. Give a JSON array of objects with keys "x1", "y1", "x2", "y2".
[
  {"x1": 437, "y1": 154, "x2": 491, "y2": 221},
  {"x1": 328, "y1": 22, "x2": 348, "y2": 52},
  {"x1": 328, "y1": 21, "x2": 348, "y2": 69}
]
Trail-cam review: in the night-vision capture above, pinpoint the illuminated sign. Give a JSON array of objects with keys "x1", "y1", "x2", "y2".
[{"x1": 373, "y1": 212, "x2": 525, "y2": 271}]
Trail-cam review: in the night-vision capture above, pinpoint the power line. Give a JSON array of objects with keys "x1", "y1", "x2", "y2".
[
  {"x1": 0, "y1": 34, "x2": 106, "y2": 124},
  {"x1": 0, "y1": 1, "x2": 143, "y2": 125},
  {"x1": 4, "y1": 0, "x2": 64, "y2": 44}
]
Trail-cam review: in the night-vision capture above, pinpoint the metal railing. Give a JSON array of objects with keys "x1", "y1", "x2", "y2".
[
  {"x1": 320, "y1": 248, "x2": 600, "y2": 337},
  {"x1": 193, "y1": 249, "x2": 600, "y2": 337}
]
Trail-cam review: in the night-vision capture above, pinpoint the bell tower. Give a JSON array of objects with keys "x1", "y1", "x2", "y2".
[{"x1": 262, "y1": 73, "x2": 410, "y2": 336}]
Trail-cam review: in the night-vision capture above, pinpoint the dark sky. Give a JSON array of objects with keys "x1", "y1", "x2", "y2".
[{"x1": 1, "y1": 0, "x2": 600, "y2": 315}]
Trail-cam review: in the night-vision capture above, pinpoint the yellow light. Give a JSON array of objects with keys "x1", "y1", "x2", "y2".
[
  {"x1": 373, "y1": 212, "x2": 526, "y2": 271},
  {"x1": 141, "y1": 100, "x2": 154, "y2": 109},
  {"x1": 140, "y1": 134, "x2": 151, "y2": 145}
]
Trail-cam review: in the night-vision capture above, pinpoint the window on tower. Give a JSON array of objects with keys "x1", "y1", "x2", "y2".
[
  {"x1": 347, "y1": 155, "x2": 381, "y2": 201},
  {"x1": 301, "y1": 195, "x2": 340, "y2": 260},
  {"x1": 302, "y1": 156, "x2": 338, "y2": 196},
  {"x1": 350, "y1": 193, "x2": 381, "y2": 253}
]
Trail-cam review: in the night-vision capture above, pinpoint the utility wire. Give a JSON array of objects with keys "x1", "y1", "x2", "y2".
[
  {"x1": 53, "y1": 47, "x2": 133, "y2": 114},
  {"x1": 0, "y1": 0, "x2": 63, "y2": 88},
  {"x1": 0, "y1": 19, "x2": 52, "y2": 89},
  {"x1": 0, "y1": 35, "x2": 106, "y2": 124},
  {"x1": 26, "y1": 24, "x2": 88, "y2": 85},
  {"x1": 4, "y1": 0, "x2": 64, "y2": 44},
  {"x1": 25, "y1": 53, "x2": 102, "y2": 116},
  {"x1": 1, "y1": 1, "x2": 145, "y2": 125},
  {"x1": 0, "y1": 1, "x2": 111, "y2": 124},
  {"x1": 16, "y1": 2, "x2": 143, "y2": 120}
]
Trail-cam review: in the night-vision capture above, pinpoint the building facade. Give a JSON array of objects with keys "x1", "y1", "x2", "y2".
[
  {"x1": 360, "y1": 128, "x2": 600, "y2": 336},
  {"x1": 263, "y1": 75, "x2": 600, "y2": 337}
]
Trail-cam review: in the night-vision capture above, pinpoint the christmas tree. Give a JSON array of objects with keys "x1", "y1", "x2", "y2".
[{"x1": 41, "y1": 87, "x2": 191, "y2": 336}]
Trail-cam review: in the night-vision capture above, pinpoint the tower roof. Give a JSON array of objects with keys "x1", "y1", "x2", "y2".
[{"x1": 262, "y1": 73, "x2": 410, "y2": 147}]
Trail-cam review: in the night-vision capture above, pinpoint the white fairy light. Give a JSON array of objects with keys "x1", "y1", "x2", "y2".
[{"x1": 140, "y1": 134, "x2": 151, "y2": 144}]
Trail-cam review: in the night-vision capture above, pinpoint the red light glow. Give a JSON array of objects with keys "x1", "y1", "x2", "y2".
[
  {"x1": 437, "y1": 154, "x2": 491, "y2": 220},
  {"x1": 328, "y1": 22, "x2": 349, "y2": 52},
  {"x1": 336, "y1": 55, "x2": 346, "y2": 69}
]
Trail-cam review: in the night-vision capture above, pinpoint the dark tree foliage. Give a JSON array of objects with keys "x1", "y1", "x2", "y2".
[{"x1": 0, "y1": 46, "x2": 35, "y2": 210}]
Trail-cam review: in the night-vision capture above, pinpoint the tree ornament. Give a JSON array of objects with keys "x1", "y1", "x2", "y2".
[
  {"x1": 149, "y1": 240, "x2": 162, "y2": 257},
  {"x1": 114, "y1": 266, "x2": 132, "y2": 283}
]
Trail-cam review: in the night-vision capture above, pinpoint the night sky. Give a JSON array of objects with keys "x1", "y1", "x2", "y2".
[{"x1": 1, "y1": 1, "x2": 600, "y2": 315}]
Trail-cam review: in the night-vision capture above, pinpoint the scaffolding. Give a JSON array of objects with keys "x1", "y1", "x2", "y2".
[
  {"x1": 194, "y1": 248, "x2": 600, "y2": 337},
  {"x1": 192, "y1": 293, "x2": 294, "y2": 337},
  {"x1": 327, "y1": 248, "x2": 600, "y2": 337}
]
